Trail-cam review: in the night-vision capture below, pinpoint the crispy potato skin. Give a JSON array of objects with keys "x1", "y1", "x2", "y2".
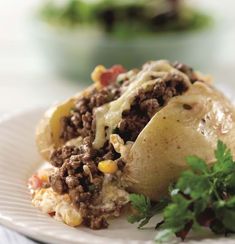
[{"x1": 124, "y1": 82, "x2": 235, "y2": 201}]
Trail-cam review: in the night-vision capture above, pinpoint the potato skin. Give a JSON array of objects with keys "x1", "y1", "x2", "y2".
[{"x1": 124, "y1": 82, "x2": 235, "y2": 201}]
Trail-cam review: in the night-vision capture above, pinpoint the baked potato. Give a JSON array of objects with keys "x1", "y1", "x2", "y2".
[{"x1": 33, "y1": 60, "x2": 235, "y2": 229}]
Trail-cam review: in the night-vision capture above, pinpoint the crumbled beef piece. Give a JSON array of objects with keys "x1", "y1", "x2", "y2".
[
  {"x1": 173, "y1": 61, "x2": 198, "y2": 83},
  {"x1": 92, "y1": 177, "x2": 103, "y2": 191},
  {"x1": 65, "y1": 175, "x2": 80, "y2": 189},
  {"x1": 50, "y1": 173, "x2": 68, "y2": 194},
  {"x1": 118, "y1": 114, "x2": 149, "y2": 142},
  {"x1": 50, "y1": 146, "x2": 80, "y2": 168},
  {"x1": 80, "y1": 137, "x2": 97, "y2": 162},
  {"x1": 82, "y1": 112, "x2": 93, "y2": 130},
  {"x1": 49, "y1": 136, "x2": 121, "y2": 229},
  {"x1": 140, "y1": 98, "x2": 160, "y2": 117},
  {"x1": 90, "y1": 87, "x2": 117, "y2": 108},
  {"x1": 60, "y1": 116, "x2": 80, "y2": 141},
  {"x1": 83, "y1": 215, "x2": 109, "y2": 230}
]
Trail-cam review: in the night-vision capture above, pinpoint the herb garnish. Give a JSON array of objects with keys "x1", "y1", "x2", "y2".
[{"x1": 128, "y1": 140, "x2": 235, "y2": 242}]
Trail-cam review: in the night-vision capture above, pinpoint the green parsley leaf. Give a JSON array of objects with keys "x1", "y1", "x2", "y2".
[
  {"x1": 213, "y1": 140, "x2": 234, "y2": 175},
  {"x1": 129, "y1": 194, "x2": 151, "y2": 214},
  {"x1": 128, "y1": 140, "x2": 235, "y2": 242},
  {"x1": 186, "y1": 155, "x2": 209, "y2": 174},
  {"x1": 176, "y1": 171, "x2": 211, "y2": 199},
  {"x1": 215, "y1": 140, "x2": 233, "y2": 164},
  {"x1": 128, "y1": 194, "x2": 168, "y2": 228},
  {"x1": 221, "y1": 208, "x2": 235, "y2": 232},
  {"x1": 162, "y1": 194, "x2": 192, "y2": 232},
  {"x1": 226, "y1": 196, "x2": 235, "y2": 208}
]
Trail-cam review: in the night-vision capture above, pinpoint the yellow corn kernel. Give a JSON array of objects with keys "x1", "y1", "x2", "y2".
[
  {"x1": 98, "y1": 160, "x2": 118, "y2": 174},
  {"x1": 91, "y1": 65, "x2": 106, "y2": 83}
]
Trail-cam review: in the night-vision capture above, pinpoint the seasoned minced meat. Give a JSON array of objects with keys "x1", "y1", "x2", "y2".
[
  {"x1": 60, "y1": 84, "x2": 121, "y2": 142},
  {"x1": 61, "y1": 61, "x2": 198, "y2": 143},
  {"x1": 117, "y1": 73, "x2": 189, "y2": 142},
  {"x1": 173, "y1": 61, "x2": 198, "y2": 83},
  {"x1": 49, "y1": 137, "x2": 120, "y2": 229}
]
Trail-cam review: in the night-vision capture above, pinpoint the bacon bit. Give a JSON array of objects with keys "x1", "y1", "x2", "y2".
[
  {"x1": 110, "y1": 65, "x2": 126, "y2": 76},
  {"x1": 99, "y1": 65, "x2": 126, "y2": 87},
  {"x1": 100, "y1": 71, "x2": 114, "y2": 87},
  {"x1": 28, "y1": 174, "x2": 43, "y2": 190}
]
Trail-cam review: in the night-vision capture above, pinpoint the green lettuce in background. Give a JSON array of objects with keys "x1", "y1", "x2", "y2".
[{"x1": 39, "y1": 0, "x2": 212, "y2": 38}]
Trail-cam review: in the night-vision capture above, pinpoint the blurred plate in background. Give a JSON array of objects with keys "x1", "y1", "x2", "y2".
[{"x1": 31, "y1": 0, "x2": 219, "y2": 81}]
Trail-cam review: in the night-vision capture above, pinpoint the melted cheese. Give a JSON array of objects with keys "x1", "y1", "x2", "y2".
[
  {"x1": 104, "y1": 61, "x2": 173, "y2": 132},
  {"x1": 93, "y1": 105, "x2": 109, "y2": 149},
  {"x1": 92, "y1": 60, "x2": 191, "y2": 149}
]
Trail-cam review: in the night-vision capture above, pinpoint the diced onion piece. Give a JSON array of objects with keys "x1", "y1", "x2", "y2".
[{"x1": 110, "y1": 65, "x2": 126, "y2": 76}]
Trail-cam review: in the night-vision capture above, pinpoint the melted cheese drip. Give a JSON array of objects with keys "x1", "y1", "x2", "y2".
[
  {"x1": 93, "y1": 105, "x2": 109, "y2": 149},
  {"x1": 92, "y1": 60, "x2": 191, "y2": 149}
]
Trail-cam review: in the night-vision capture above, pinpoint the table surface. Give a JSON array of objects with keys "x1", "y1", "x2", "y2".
[{"x1": 0, "y1": 0, "x2": 235, "y2": 243}]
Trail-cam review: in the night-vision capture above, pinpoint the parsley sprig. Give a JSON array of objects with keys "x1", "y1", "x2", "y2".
[
  {"x1": 128, "y1": 140, "x2": 235, "y2": 242},
  {"x1": 127, "y1": 194, "x2": 169, "y2": 228}
]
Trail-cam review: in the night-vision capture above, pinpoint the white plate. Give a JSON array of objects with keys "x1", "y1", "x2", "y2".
[{"x1": 0, "y1": 101, "x2": 235, "y2": 244}]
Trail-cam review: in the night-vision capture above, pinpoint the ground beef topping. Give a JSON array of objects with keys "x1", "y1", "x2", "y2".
[
  {"x1": 49, "y1": 136, "x2": 120, "y2": 229},
  {"x1": 60, "y1": 84, "x2": 121, "y2": 142},
  {"x1": 173, "y1": 61, "x2": 199, "y2": 83},
  {"x1": 116, "y1": 73, "x2": 190, "y2": 142}
]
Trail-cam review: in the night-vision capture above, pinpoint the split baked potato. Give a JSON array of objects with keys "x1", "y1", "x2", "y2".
[{"x1": 35, "y1": 60, "x2": 235, "y2": 204}]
